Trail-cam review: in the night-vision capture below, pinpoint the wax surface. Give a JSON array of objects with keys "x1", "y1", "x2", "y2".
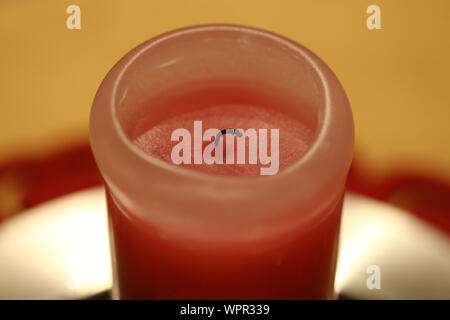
[{"x1": 132, "y1": 81, "x2": 314, "y2": 175}]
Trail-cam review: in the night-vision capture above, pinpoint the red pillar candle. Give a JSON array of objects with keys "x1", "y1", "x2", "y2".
[{"x1": 90, "y1": 25, "x2": 354, "y2": 299}]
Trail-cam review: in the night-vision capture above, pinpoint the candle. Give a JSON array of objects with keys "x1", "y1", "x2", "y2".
[{"x1": 90, "y1": 25, "x2": 354, "y2": 299}]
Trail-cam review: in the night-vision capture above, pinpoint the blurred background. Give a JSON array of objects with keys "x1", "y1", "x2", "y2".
[{"x1": 0, "y1": 0, "x2": 449, "y2": 236}]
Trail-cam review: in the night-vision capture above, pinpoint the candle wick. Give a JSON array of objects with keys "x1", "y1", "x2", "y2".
[{"x1": 214, "y1": 129, "x2": 243, "y2": 147}]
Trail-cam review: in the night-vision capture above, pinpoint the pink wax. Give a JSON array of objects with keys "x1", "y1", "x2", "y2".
[
  {"x1": 91, "y1": 25, "x2": 353, "y2": 301},
  {"x1": 132, "y1": 79, "x2": 315, "y2": 176},
  {"x1": 106, "y1": 79, "x2": 342, "y2": 299}
]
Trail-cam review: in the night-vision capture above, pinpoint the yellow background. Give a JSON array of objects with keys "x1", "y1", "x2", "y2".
[{"x1": 1, "y1": 1, "x2": 449, "y2": 179}]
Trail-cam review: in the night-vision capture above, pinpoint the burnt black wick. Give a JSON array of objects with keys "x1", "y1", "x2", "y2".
[{"x1": 214, "y1": 129, "x2": 243, "y2": 147}]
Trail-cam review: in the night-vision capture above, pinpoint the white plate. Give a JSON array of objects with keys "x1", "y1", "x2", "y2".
[{"x1": 0, "y1": 187, "x2": 449, "y2": 299}]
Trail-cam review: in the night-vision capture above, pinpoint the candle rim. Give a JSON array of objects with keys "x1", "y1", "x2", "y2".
[
  {"x1": 90, "y1": 23, "x2": 354, "y2": 238},
  {"x1": 111, "y1": 24, "x2": 332, "y2": 183}
]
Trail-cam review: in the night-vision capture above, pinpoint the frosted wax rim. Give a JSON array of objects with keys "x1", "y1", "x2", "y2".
[{"x1": 89, "y1": 24, "x2": 354, "y2": 239}]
